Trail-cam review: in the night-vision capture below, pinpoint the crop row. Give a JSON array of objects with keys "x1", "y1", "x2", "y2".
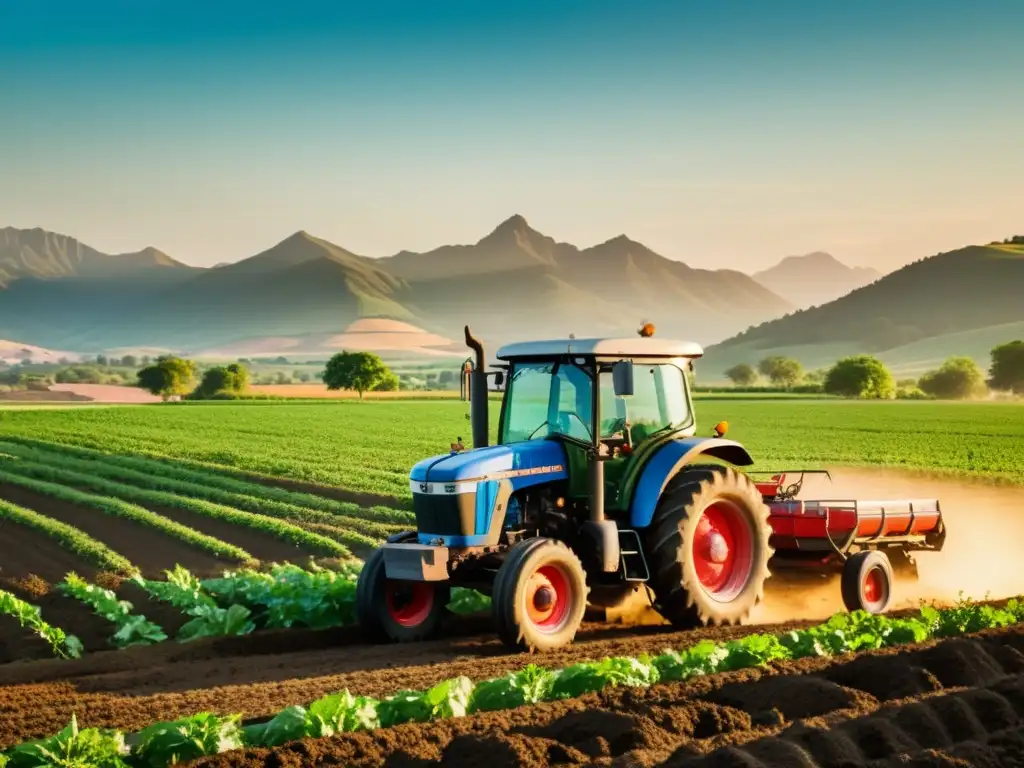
[
  {"x1": 0, "y1": 438, "x2": 414, "y2": 525},
  {"x1": 0, "y1": 497, "x2": 135, "y2": 574},
  {"x1": 0, "y1": 458, "x2": 353, "y2": 559},
  {"x1": 0, "y1": 469, "x2": 254, "y2": 564},
  {"x1": 4, "y1": 595, "x2": 1022, "y2": 768},
  {"x1": 1, "y1": 563, "x2": 486, "y2": 655},
  {"x1": 0, "y1": 441, "x2": 397, "y2": 549}
]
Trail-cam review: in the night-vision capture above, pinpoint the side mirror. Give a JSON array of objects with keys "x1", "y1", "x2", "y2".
[
  {"x1": 493, "y1": 371, "x2": 504, "y2": 387},
  {"x1": 713, "y1": 421, "x2": 729, "y2": 438},
  {"x1": 612, "y1": 360, "x2": 634, "y2": 397}
]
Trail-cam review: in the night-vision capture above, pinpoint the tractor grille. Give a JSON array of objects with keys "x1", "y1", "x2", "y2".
[{"x1": 412, "y1": 492, "x2": 477, "y2": 537}]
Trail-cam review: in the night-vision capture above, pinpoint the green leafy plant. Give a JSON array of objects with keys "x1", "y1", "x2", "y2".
[
  {"x1": 378, "y1": 677, "x2": 474, "y2": 727},
  {"x1": 0, "y1": 589, "x2": 83, "y2": 659},
  {"x1": 133, "y1": 713, "x2": 243, "y2": 767},
  {"x1": 469, "y1": 665, "x2": 555, "y2": 712},
  {"x1": 59, "y1": 573, "x2": 167, "y2": 648},
  {"x1": 249, "y1": 690, "x2": 380, "y2": 747},
  {"x1": 3, "y1": 715, "x2": 129, "y2": 768},
  {"x1": 201, "y1": 562, "x2": 360, "y2": 630},
  {"x1": 132, "y1": 566, "x2": 255, "y2": 643}
]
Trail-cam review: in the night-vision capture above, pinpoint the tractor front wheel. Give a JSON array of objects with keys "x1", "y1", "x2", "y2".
[
  {"x1": 646, "y1": 465, "x2": 773, "y2": 628},
  {"x1": 492, "y1": 538, "x2": 589, "y2": 652},
  {"x1": 356, "y1": 547, "x2": 450, "y2": 643}
]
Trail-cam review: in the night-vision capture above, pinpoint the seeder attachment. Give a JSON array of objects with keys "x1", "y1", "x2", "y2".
[{"x1": 752, "y1": 471, "x2": 946, "y2": 614}]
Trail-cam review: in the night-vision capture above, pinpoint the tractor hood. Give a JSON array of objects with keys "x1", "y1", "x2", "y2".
[{"x1": 409, "y1": 440, "x2": 569, "y2": 491}]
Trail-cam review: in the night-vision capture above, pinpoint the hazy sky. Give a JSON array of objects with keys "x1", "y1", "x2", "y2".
[{"x1": 2, "y1": 0, "x2": 1022, "y2": 274}]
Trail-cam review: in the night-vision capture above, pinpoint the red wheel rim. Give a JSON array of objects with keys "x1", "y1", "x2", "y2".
[
  {"x1": 385, "y1": 581, "x2": 434, "y2": 627},
  {"x1": 524, "y1": 564, "x2": 572, "y2": 633},
  {"x1": 691, "y1": 500, "x2": 755, "y2": 601},
  {"x1": 862, "y1": 567, "x2": 886, "y2": 607}
]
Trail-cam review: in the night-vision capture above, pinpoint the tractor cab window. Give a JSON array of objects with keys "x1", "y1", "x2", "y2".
[
  {"x1": 501, "y1": 361, "x2": 594, "y2": 444},
  {"x1": 599, "y1": 363, "x2": 690, "y2": 444}
]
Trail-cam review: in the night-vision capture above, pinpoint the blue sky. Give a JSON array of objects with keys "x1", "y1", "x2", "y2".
[{"x1": 1, "y1": 0, "x2": 1021, "y2": 271}]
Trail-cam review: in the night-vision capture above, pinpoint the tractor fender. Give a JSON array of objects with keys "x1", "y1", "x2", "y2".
[{"x1": 628, "y1": 437, "x2": 754, "y2": 529}]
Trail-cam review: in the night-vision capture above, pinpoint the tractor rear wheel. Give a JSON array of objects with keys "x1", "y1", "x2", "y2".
[
  {"x1": 356, "y1": 547, "x2": 450, "y2": 643},
  {"x1": 841, "y1": 550, "x2": 893, "y2": 614},
  {"x1": 645, "y1": 465, "x2": 773, "y2": 628},
  {"x1": 492, "y1": 537, "x2": 589, "y2": 652}
]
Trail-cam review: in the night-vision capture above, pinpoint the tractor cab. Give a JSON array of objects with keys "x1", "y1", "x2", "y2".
[{"x1": 492, "y1": 334, "x2": 703, "y2": 512}]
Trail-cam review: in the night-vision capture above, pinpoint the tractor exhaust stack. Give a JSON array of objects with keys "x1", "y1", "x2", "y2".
[{"x1": 464, "y1": 325, "x2": 489, "y2": 449}]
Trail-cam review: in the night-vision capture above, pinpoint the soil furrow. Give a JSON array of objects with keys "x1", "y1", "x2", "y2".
[
  {"x1": 0, "y1": 483, "x2": 234, "y2": 578},
  {"x1": 183, "y1": 625, "x2": 1024, "y2": 768}
]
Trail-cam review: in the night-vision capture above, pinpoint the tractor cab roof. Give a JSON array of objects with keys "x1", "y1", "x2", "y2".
[{"x1": 495, "y1": 337, "x2": 704, "y2": 361}]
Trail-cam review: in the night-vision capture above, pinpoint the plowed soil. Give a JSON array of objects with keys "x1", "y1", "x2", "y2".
[
  {"x1": 0, "y1": 518, "x2": 98, "y2": 584},
  {"x1": 189, "y1": 625, "x2": 1024, "y2": 768},
  {"x1": 0, "y1": 615, "x2": 832, "y2": 749},
  {"x1": 142, "y1": 503, "x2": 325, "y2": 563},
  {"x1": 0, "y1": 484, "x2": 233, "y2": 577}
]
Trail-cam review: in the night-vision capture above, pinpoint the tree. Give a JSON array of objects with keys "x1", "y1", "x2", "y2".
[
  {"x1": 121, "y1": 355, "x2": 138, "y2": 368},
  {"x1": 918, "y1": 356, "x2": 987, "y2": 400},
  {"x1": 136, "y1": 357, "x2": 198, "y2": 401},
  {"x1": 757, "y1": 356, "x2": 803, "y2": 388},
  {"x1": 724, "y1": 363, "x2": 757, "y2": 387},
  {"x1": 438, "y1": 370, "x2": 456, "y2": 388},
  {"x1": 322, "y1": 351, "x2": 398, "y2": 398},
  {"x1": 989, "y1": 340, "x2": 1024, "y2": 394},
  {"x1": 192, "y1": 363, "x2": 249, "y2": 398},
  {"x1": 823, "y1": 355, "x2": 895, "y2": 399}
]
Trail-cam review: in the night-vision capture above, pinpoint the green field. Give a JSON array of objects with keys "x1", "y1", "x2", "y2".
[{"x1": 1, "y1": 398, "x2": 1023, "y2": 497}]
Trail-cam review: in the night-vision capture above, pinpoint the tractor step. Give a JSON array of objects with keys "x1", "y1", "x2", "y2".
[{"x1": 618, "y1": 529, "x2": 650, "y2": 582}]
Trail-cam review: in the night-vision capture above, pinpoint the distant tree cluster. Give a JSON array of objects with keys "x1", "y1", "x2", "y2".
[
  {"x1": 989, "y1": 340, "x2": 1024, "y2": 394},
  {"x1": 718, "y1": 337, "x2": 1024, "y2": 401},
  {"x1": 322, "y1": 351, "x2": 399, "y2": 398},
  {"x1": 136, "y1": 357, "x2": 200, "y2": 401}
]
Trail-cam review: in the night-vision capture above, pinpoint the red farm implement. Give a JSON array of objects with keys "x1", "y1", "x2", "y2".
[{"x1": 753, "y1": 471, "x2": 947, "y2": 613}]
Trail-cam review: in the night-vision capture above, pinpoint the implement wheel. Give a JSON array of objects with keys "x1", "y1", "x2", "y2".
[
  {"x1": 841, "y1": 550, "x2": 893, "y2": 614},
  {"x1": 645, "y1": 465, "x2": 773, "y2": 628},
  {"x1": 492, "y1": 538, "x2": 589, "y2": 652},
  {"x1": 356, "y1": 547, "x2": 450, "y2": 642}
]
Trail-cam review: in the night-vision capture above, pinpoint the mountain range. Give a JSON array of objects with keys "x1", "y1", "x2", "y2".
[
  {"x1": 0, "y1": 218, "x2": 799, "y2": 356},
  {"x1": 5, "y1": 220, "x2": 1015, "y2": 377}
]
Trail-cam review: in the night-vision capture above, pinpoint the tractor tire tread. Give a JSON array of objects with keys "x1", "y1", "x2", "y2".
[{"x1": 645, "y1": 465, "x2": 773, "y2": 629}]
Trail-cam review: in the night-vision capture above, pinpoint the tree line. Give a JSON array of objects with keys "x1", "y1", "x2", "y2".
[
  {"x1": 134, "y1": 350, "x2": 404, "y2": 401},
  {"x1": 722, "y1": 340, "x2": 1024, "y2": 399}
]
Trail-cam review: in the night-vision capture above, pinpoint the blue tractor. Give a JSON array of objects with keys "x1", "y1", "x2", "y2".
[{"x1": 355, "y1": 325, "x2": 774, "y2": 652}]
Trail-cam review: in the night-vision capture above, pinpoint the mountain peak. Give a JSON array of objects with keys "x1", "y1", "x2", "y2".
[
  {"x1": 752, "y1": 251, "x2": 882, "y2": 309},
  {"x1": 497, "y1": 213, "x2": 529, "y2": 230}
]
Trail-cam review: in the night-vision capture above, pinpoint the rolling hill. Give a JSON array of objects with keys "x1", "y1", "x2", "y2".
[
  {"x1": 751, "y1": 252, "x2": 881, "y2": 310},
  {"x1": 0, "y1": 219, "x2": 795, "y2": 355},
  {"x1": 701, "y1": 240, "x2": 1024, "y2": 380}
]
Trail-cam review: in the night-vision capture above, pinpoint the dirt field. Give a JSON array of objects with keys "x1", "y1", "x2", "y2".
[
  {"x1": 2, "y1": 618, "x2": 1022, "y2": 766},
  {"x1": 192, "y1": 625, "x2": 1024, "y2": 768}
]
